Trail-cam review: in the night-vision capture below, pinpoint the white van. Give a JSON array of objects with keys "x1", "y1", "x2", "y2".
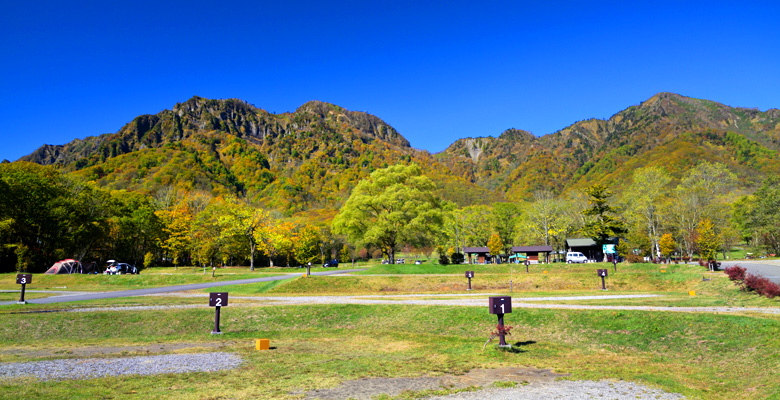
[{"x1": 566, "y1": 252, "x2": 588, "y2": 263}]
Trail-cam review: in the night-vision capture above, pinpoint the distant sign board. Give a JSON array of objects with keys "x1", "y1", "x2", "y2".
[
  {"x1": 597, "y1": 269, "x2": 608, "y2": 277},
  {"x1": 603, "y1": 244, "x2": 616, "y2": 254},
  {"x1": 465, "y1": 271, "x2": 474, "y2": 278},
  {"x1": 16, "y1": 274, "x2": 31, "y2": 285}
]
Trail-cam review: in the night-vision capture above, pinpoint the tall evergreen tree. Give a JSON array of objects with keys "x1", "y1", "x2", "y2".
[{"x1": 582, "y1": 184, "x2": 626, "y2": 245}]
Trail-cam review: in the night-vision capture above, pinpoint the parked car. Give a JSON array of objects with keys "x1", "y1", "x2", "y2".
[
  {"x1": 566, "y1": 252, "x2": 588, "y2": 263},
  {"x1": 323, "y1": 259, "x2": 339, "y2": 268},
  {"x1": 105, "y1": 261, "x2": 138, "y2": 274}
]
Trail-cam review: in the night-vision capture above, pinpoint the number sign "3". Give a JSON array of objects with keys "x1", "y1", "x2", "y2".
[{"x1": 16, "y1": 274, "x2": 31, "y2": 285}]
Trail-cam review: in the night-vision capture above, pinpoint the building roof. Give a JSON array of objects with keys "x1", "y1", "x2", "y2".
[
  {"x1": 566, "y1": 238, "x2": 597, "y2": 247},
  {"x1": 463, "y1": 246, "x2": 490, "y2": 253},
  {"x1": 511, "y1": 245, "x2": 553, "y2": 253}
]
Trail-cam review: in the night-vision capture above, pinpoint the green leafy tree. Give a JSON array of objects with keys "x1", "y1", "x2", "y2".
[
  {"x1": 294, "y1": 225, "x2": 321, "y2": 265},
  {"x1": 659, "y1": 233, "x2": 676, "y2": 260},
  {"x1": 491, "y1": 202, "x2": 521, "y2": 253},
  {"x1": 487, "y1": 233, "x2": 504, "y2": 263},
  {"x1": 745, "y1": 177, "x2": 780, "y2": 253},
  {"x1": 696, "y1": 218, "x2": 721, "y2": 267},
  {"x1": 333, "y1": 164, "x2": 446, "y2": 264},
  {"x1": 668, "y1": 162, "x2": 736, "y2": 258},
  {"x1": 623, "y1": 167, "x2": 671, "y2": 258},
  {"x1": 217, "y1": 196, "x2": 268, "y2": 271},
  {"x1": 582, "y1": 184, "x2": 627, "y2": 245}
]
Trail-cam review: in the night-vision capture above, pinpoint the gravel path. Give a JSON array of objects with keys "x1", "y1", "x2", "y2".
[
  {"x1": 424, "y1": 380, "x2": 685, "y2": 400},
  {"x1": 20, "y1": 293, "x2": 780, "y2": 316},
  {"x1": 0, "y1": 352, "x2": 242, "y2": 381}
]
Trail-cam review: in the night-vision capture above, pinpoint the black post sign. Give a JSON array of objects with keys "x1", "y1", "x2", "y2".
[
  {"x1": 613, "y1": 259, "x2": 618, "y2": 272},
  {"x1": 597, "y1": 269, "x2": 608, "y2": 290},
  {"x1": 524, "y1": 259, "x2": 530, "y2": 273},
  {"x1": 16, "y1": 274, "x2": 31, "y2": 304},
  {"x1": 209, "y1": 292, "x2": 228, "y2": 334},
  {"x1": 465, "y1": 271, "x2": 474, "y2": 290},
  {"x1": 488, "y1": 296, "x2": 512, "y2": 346}
]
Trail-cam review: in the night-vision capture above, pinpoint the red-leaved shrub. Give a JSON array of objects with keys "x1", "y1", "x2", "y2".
[
  {"x1": 724, "y1": 265, "x2": 747, "y2": 282},
  {"x1": 743, "y1": 273, "x2": 780, "y2": 299}
]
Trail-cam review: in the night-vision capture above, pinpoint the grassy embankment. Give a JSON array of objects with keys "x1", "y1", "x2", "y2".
[{"x1": 0, "y1": 261, "x2": 778, "y2": 399}]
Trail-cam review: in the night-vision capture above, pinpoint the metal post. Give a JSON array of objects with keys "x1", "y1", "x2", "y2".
[
  {"x1": 467, "y1": 277, "x2": 472, "y2": 290},
  {"x1": 212, "y1": 306, "x2": 222, "y2": 334},
  {"x1": 601, "y1": 276, "x2": 606, "y2": 290},
  {"x1": 19, "y1": 283, "x2": 26, "y2": 303},
  {"x1": 497, "y1": 313, "x2": 507, "y2": 346},
  {"x1": 613, "y1": 259, "x2": 617, "y2": 272}
]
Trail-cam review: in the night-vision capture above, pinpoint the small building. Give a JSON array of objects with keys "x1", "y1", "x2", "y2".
[
  {"x1": 463, "y1": 247, "x2": 491, "y2": 264},
  {"x1": 511, "y1": 245, "x2": 554, "y2": 264},
  {"x1": 566, "y1": 238, "x2": 600, "y2": 261}
]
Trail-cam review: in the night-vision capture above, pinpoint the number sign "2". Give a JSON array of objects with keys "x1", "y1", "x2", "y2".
[{"x1": 209, "y1": 292, "x2": 228, "y2": 307}]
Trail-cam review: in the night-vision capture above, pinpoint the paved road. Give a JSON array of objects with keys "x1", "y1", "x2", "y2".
[
  {"x1": 10, "y1": 269, "x2": 362, "y2": 305},
  {"x1": 721, "y1": 260, "x2": 780, "y2": 284}
]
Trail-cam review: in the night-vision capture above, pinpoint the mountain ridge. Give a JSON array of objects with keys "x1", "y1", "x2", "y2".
[{"x1": 18, "y1": 92, "x2": 780, "y2": 215}]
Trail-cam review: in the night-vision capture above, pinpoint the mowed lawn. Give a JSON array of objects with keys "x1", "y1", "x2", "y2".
[{"x1": 0, "y1": 262, "x2": 778, "y2": 399}]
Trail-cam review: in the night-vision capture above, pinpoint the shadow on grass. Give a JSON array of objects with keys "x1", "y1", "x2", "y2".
[{"x1": 497, "y1": 340, "x2": 536, "y2": 353}]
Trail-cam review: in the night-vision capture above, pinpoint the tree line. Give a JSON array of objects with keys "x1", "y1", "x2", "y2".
[
  {"x1": 0, "y1": 162, "x2": 349, "y2": 272},
  {"x1": 2, "y1": 160, "x2": 779, "y2": 272}
]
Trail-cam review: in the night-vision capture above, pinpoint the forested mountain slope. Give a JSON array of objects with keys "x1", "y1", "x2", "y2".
[
  {"x1": 437, "y1": 93, "x2": 780, "y2": 199},
  {"x1": 22, "y1": 97, "x2": 499, "y2": 215},
  {"x1": 21, "y1": 93, "x2": 780, "y2": 214}
]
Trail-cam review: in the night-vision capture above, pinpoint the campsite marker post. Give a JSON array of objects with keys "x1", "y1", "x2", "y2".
[
  {"x1": 597, "y1": 269, "x2": 608, "y2": 290},
  {"x1": 209, "y1": 292, "x2": 228, "y2": 334},
  {"x1": 613, "y1": 258, "x2": 618, "y2": 272},
  {"x1": 16, "y1": 274, "x2": 31, "y2": 304},
  {"x1": 488, "y1": 296, "x2": 512, "y2": 346},
  {"x1": 525, "y1": 259, "x2": 530, "y2": 273},
  {"x1": 465, "y1": 271, "x2": 474, "y2": 290}
]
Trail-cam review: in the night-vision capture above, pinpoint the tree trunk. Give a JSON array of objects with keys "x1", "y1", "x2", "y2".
[{"x1": 250, "y1": 241, "x2": 255, "y2": 271}]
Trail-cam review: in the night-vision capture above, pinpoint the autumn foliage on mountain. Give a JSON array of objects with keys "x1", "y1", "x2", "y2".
[{"x1": 6, "y1": 92, "x2": 780, "y2": 273}]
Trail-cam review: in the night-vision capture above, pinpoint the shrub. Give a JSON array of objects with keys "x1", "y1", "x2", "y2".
[
  {"x1": 625, "y1": 254, "x2": 643, "y2": 263},
  {"x1": 724, "y1": 265, "x2": 746, "y2": 282},
  {"x1": 438, "y1": 253, "x2": 449, "y2": 265},
  {"x1": 450, "y1": 252, "x2": 465, "y2": 264},
  {"x1": 744, "y1": 274, "x2": 780, "y2": 299},
  {"x1": 143, "y1": 252, "x2": 155, "y2": 270}
]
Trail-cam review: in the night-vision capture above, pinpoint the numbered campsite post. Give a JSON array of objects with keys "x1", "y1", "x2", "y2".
[
  {"x1": 209, "y1": 292, "x2": 228, "y2": 334},
  {"x1": 597, "y1": 269, "x2": 608, "y2": 290},
  {"x1": 16, "y1": 274, "x2": 31, "y2": 304},
  {"x1": 488, "y1": 296, "x2": 512, "y2": 346},
  {"x1": 613, "y1": 258, "x2": 618, "y2": 272},
  {"x1": 524, "y1": 259, "x2": 530, "y2": 273},
  {"x1": 465, "y1": 271, "x2": 474, "y2": 291}
]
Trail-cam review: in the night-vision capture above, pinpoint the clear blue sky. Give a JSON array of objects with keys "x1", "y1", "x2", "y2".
[{"x1": 2, "y1": 1, "x2": 778, "y2": 161}]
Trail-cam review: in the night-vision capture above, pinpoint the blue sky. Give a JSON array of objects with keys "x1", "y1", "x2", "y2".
[{"x1": 2, "y1": 1, "x2": 778, "y2": 161}]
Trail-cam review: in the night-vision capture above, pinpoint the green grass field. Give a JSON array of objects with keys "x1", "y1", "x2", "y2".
[{"x1": 1, "y1": 261, "x2": 778, "y2": 399}]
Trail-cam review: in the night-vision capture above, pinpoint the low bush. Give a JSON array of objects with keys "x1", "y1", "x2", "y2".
[
  {"x1": 626, "y1": 254, "x2": 643, "y2": 263},
  {"x1": 743, "y1": 273, "x2": 780, "y2": 299},
  {"x1": 450, "y1": 252, "x2": 465, "y2": 264},
  {"x1": 724, "y1": 265, "x2": 746, "y2": 282}
]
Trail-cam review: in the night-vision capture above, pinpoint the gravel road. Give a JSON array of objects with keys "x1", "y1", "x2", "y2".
[
  {"x1": 0, "y1": 352, "x2": 241, "y2": 381},
  {"x1": 424, "y1": 380, "x2": 684, "y2": 400}
]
